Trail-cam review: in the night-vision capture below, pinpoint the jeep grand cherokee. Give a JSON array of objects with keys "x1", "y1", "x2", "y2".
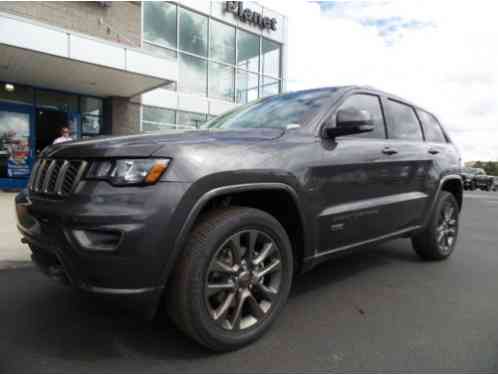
[{"x1": 16, "y1": 86, "x2": 462, "y2": 351}]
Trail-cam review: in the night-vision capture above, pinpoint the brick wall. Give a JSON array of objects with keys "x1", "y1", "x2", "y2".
[{"x1": 0, "y1": 1, "x2": 141, "y2": 47}]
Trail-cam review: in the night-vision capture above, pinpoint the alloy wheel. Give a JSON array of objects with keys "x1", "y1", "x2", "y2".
[
  {"x1": 204, "y1": 229, "x2": 282, "y2": 331},
  {"x1": 436, "y1": 201, "x2": 458, "y2": 255}
]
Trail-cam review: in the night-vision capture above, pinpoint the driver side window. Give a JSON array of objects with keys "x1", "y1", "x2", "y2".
[{"x1": 338, "y1": 94, "x2": 386, "y2": 139}]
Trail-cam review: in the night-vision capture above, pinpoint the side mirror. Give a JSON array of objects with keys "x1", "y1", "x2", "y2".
[{"x1": 324, "y1": 108, "x2": 374, "y2": 139}]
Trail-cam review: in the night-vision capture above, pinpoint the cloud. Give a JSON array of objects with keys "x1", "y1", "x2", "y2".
[{"x1": 263, "y1": 0, "x2": 498, "y2": 161}]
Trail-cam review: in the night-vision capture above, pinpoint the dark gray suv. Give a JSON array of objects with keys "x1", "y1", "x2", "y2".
[{"x1": 16, "y1": 86, "x2": 463, "y2": 351}]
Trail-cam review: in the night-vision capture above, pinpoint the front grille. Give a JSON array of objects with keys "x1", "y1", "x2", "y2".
[{"x1": 29, "y1": 159, "x2": 88, "y2": 197}]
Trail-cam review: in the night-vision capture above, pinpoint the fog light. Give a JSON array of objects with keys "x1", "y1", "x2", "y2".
[
  {"x1": 4, "y1": 83, "x2": 14, "y2": 92},
  {"x1": 73, "y1": 229, "x2": 121, "y2": 252}
]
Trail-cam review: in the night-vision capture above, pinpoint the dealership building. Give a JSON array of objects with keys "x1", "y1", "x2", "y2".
[{"x1": 0, "y1": 1, "x2": 287, "y2": 188}]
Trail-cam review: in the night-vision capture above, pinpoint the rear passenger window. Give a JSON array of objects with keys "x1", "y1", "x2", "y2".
[
  {"x1": 417, "y1": 110, "x2": 446, "y2": 143},
  {"x1": 385, "y1": 99, "x2": 423, "y2": 141},
  {"x1": 338, "y1": 94, "x2": 386, "y2": 139}
]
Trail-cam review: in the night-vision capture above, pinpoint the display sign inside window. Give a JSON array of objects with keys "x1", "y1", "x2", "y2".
[
  {"x1": 0, "y1": 111, "x2": 31, "y2": 178},
  {"x1": 224, "y1": 2, "x2": 277, "y2": 31}
]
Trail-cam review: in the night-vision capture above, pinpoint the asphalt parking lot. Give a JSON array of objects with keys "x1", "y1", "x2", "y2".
[{"x1": 1, "y1": 190, "x2": 498, "y2": 372}]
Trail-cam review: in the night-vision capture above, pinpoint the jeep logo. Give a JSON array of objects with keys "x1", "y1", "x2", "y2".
[{"x1": 224, "y1": 1, "x2": 278, "y2": 31}]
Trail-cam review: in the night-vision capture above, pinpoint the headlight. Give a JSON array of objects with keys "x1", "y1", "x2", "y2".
[{"x1": 86, "y1": 159, "x2": 170, "y2": 186}]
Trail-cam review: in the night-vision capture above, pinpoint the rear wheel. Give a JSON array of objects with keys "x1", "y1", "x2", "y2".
[
  {"x1": 412, "y1": 191, "x2": 459, "y2": 260},
  {"x1": 167, "y1": 207, "x2": 293, "y2": 351}
]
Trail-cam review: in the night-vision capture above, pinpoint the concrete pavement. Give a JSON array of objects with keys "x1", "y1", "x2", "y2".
[
  {"x1": 1, "y1": 191, "x2": 498, "y2": 372},
  {"x1": 0, "y1": 192, "x2": 31, "y2": 268}
]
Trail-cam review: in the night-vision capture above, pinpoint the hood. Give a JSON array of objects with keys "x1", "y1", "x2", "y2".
[{"x1": 42, "y1": 128, "x2": 285, "y2": 159}]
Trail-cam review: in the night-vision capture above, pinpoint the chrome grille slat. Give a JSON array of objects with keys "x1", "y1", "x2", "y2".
[
  {"x1": 28, "y1": 159, "x2": 88, "y2": 198},
  {"x1": 28, "y1": 160, "x2": 40, "y2": 191},
  {"x1": 34, "y1": 160, "x2": 49, "y2": 192},
  {"x1": 42, "y1": 160, "x2": 58, "y2": 193},
  {"x1": 54, "y1": 161, "x2": 70, "y2": 195}
]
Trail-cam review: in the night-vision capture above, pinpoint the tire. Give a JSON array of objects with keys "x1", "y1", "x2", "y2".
[
  {"x1": 167, "y1": 207, "x2": 293, "y2": 351},
  {"x1": 411, "y1": 191, "x2": 459, "y2": 261}
]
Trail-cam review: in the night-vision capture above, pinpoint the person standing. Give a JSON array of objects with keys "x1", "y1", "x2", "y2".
[{"x1": 53, "y1": 126, "x2": 73, "y2": 144}]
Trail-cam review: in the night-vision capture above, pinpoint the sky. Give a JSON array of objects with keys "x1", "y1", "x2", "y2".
[{"x1": 264, "y1": 0, "x2": 498, "y2": 162}]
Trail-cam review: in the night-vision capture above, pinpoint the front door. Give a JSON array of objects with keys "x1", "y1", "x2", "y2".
[
  {"x1": 0, "y1": 102, "x2": 34, "y2": 187},
  {"x1": 35, "y1": 109, "x2": 68, "y2": 155},
  {"x1": 316, "y1": 93, "x2": 396, "y2": 253}
]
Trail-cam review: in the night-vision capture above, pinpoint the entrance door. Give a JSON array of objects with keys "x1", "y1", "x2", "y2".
[
  {"x1": 35, "y1": 109, "x2": 68, "y2": 154},
  {"x1": 0, "y1": 103, "x2": 34, "y2": 186}
]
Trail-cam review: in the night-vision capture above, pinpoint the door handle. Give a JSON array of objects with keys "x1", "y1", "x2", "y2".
[
  {"x1": 382, "y1": 147, "x2": 398, "y2": 155},
  {"x1": 428, "y1": 148, "x2": 440, "y2": 155}
]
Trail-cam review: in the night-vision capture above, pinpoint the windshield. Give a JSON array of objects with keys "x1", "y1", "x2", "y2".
[
  {"x1": 200, "y1": 89, "x2": 335, "y2": 131},
  {"x1": 463, "y1": 167, "x2": 483, "y2": 175}
]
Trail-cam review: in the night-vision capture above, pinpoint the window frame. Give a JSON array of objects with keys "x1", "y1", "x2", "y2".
[
  {"x1": 383, "y1": 97, "x2": 424, "y2": 142},
  {"x1": 415, "y1": 108, "x2": 448, "y2": 144},
  {"x1": 142, "y1": 1, "x2": 178, "y2": 51},
  {"x1": 178, "y1": 6, "x2": 209, "y2": 57},
  {"x1": 317, "y1": 91, "x2": 388, "y2": 140},
  {"x1": 141, "y1": 3, "x2": 283, "y2": 102},
  {"x1": 142, "y1": 105, "x2": 177, "y2": 132},
  {"x1": 336, "y1": 93, "x2": 388, "y2": 140}
]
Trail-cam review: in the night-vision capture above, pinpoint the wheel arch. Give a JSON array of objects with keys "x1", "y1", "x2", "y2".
[
  {"x1": 165, "y1": 183, "x2": 309, "y2": 285},
  {"x1": 441, "y1": 175, "x2": 463, "y2": 210},
  {"x1": 421, "y1": 174, "x2": 462, "y2": 229}
]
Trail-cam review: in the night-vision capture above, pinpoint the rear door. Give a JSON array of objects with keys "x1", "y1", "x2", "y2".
[
  {"x1": 416, "y1": 108, "x2": 459, "y2": 193},
  {"x1": 381, "y1": 98, "x2": 433, "y2": 230}
]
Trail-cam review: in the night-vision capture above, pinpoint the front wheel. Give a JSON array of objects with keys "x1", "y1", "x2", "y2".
[
  {"x1": 412, "y1": 191, "x2": 459, "y2": 260},
  {"x1": 167, "y1": 207, "x2": 293, "y2": 351}
]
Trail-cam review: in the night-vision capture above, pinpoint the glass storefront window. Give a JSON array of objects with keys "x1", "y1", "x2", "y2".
[
  {"x1": 81, "y1": 97, "x2": 103, "y2": 116},
  {"x1": 81, "y1": 115, "x2": 101, "y2": 135},
  {"x1": 236, "y1": 70, "x2": 259, "y2": 104},
  {"x1": 179, "y1": 8, "x2": 208, "y2": 57},
  {"x1": 261, "y1": 76, "x2": 280, "y2": 97},
  {"x1": 177, "y1": 110, "x2": 207, "y2": 128},
  {"x1": 179, "y1": 53, "x2": 207, "y2": 96},
  {"x1": 143, "y1": 2, "x2": 177, "y2": 50},
  {"x1": 262, "y1": 39, "x2": 281, "y2": 78},
  {"x1": 35, "y1": 90, "x2": 78, "y2": 112},
  {"x1": 237, "y1": 30, "x2": 260, "y2": 73},
  {"x1": 142, "y1": 106, "x2": 176, "y2": 132},
  {"x1": 209, "y1": 19, "x2": 236, "y2": 65},
  {"x1": 208, "y1": 62, "x2": 235, "y2": 102},
  {"x1": 0, "y1": 111, "x2": 31, "y2": 179},
  {"x1": 0, "y1": 84, "x2": 33, "y2": 106},
  {"x1": 143, "y1": 42, "x2": 177, "y2": 63}
]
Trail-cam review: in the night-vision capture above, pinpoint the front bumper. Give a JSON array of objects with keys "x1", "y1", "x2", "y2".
[{"x1": 15, "y1": 179, "x2": 191, "y2": 300}]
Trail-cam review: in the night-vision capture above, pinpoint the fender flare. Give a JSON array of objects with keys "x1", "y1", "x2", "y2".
[
  {"x1": 159, "y1": 182, "x2": 307, "y2": 286},
  {"x1": 422, "y1": 174, "x2": 463, "y2": 228}
]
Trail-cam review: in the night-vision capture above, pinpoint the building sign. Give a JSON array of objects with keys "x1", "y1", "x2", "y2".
[{"x1": 224, "y1": 2, "x2": 277, "y2": 31}]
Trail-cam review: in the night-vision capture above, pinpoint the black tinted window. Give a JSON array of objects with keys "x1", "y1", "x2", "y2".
[
  {"x1": 338, "y1": 94, "x2": 386, "y2": 139},
  {"x1": 417, "y1": 110, "x2": 446, "y2": 143},
  {"x1": 385, "y1": 100, "x2": 423, "y2": 141}
]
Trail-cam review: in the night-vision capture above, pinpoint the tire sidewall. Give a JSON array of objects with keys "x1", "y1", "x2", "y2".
[
  {"x1": 430, "y1": 192, "x2": 460, "y2": 258},
  {"x1": 188, "y1": 208, "x2": 293, "y2": 350}
]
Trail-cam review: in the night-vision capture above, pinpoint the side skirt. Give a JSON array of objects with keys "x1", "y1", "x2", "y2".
[{"x1": 304, "y1": 225, "x2": 421, "y2": 269}]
